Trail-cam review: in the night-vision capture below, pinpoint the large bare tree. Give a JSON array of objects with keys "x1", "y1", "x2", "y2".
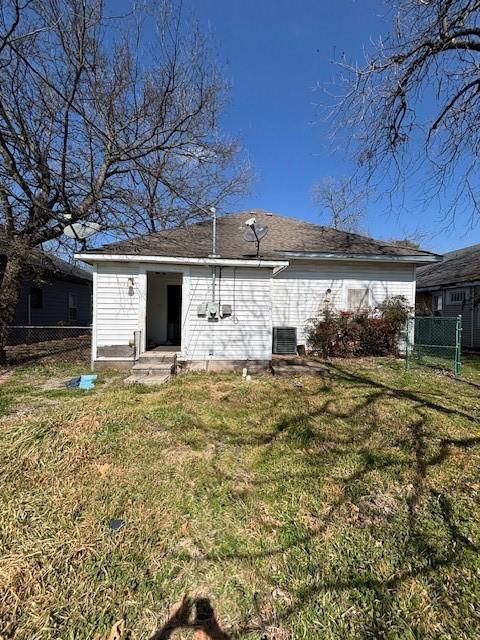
[
  {"x1": 330, "y1": 0, "x2": 480, "y2": 225},
  {"x1": 0, "y1": 0, "x2": 247, "y2": 361},
  {"x1": 312, "y1": 177, "x2": 364, "y2": 232}
]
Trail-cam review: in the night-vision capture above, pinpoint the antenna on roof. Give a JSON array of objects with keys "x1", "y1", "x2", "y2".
[
  {"x1": 208, "y1": 207, "x2": 218, "y2": 257},
  {"x1": 243, "y1": 217, "x2": 268, "y2": 257}
]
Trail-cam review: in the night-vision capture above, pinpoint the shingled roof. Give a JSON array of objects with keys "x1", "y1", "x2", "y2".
[
  {"x1": 417, "y1": 243, "x2": 480, "y2": 289},
  {"x1": 0, "y1": 234, "x2": 92, "y2": 283},
  {"x1": 86, "y1": 210, "x2": 439, "y2": 261}
]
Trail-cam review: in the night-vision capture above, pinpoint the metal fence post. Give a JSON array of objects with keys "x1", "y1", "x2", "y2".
[
  {"x1": 455, "y1": 315, "x2": 462, "y2": 377},
  {"x1": 405, "y1": 317, "x2": 411, "y2": 371}
]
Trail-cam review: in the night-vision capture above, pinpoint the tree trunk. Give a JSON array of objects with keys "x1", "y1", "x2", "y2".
[{"x1": 0, "y1": 256, "x2": 22, "y2": 365}]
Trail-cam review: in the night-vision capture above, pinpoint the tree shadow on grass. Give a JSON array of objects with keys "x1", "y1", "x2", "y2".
[
  {"x1": 182, "y1": 363, "x2": 480, "y2": 636},
  {"x1": 177, "y1": 361, "x2": 478, "y2": 453}
]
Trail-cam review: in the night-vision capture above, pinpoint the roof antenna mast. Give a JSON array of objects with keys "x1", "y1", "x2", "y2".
[
  {"x1": 244, "y1": 217, "x2": 269, "y2": 258},
  {"x1": 209, "y1": 207, "x2": 218, "y2": 258}
]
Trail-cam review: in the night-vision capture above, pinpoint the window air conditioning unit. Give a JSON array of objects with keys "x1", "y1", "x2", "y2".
[{"x1": 273, "y1": 327, "x2": 297, "y2": 355}]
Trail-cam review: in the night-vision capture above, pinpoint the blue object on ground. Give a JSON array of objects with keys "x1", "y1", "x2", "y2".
[
  {"x1": 79, "y1": 374, "x2": 98, "y2": 390},
  {"x1": 66, "y1": 376, "x2": 81, "y2": 388}
]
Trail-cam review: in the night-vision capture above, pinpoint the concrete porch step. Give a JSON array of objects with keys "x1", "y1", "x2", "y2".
[
  {"x1": 124, "y1": 372, "x2": 171, "y2": 386},
  {"x1": 272, "y1": 356, "x2": 305, "y2": 366},
  {"x1": 272, "y1": 366, "x2": 329, "y2": 377},
  {"x1": 137, "y1": 353, "x2": 177, "y2": 365},
  {"x1": 125, "y1": 351, "x2": 177, "y2": 385},
  {"x1": 132, "y1": 362, "x2": 174, "y2": 373}
]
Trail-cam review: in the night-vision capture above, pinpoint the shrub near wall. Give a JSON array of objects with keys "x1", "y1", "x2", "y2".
[{"x1": 306, "y1": 295, "x2": 411, "y2": 358}]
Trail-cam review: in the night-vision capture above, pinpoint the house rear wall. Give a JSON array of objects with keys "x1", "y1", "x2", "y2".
[
  {"x1": 416, "y1": 285, "x2": 480, "y2": 349},
  {"x1": 92, "y1": 260, "x2": 417, "y2": 365},
  {"x1": 93, "y1": 262, "x2": 273, "y2": 362},
  {"x1": 272, "y1": 261, "x2": 416, "y2": 344},
  {"x1": 184, "y1": 266, "x2": 272, "y2": 361}
]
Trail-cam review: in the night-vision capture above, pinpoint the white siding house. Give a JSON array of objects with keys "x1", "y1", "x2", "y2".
[
  {"x1": 90, "y1": 260, "x2": 278, "y2": 367},
  {"x1": 93, "y1": 262, "x2": 141, "y2": 358},
  {"x1": 272, "y1": 261, "x2": 416, "y2": 343},
  {"x1": 78, "y1": 210, "x2": 440, "y2": 370},
  {"x1": 185, "y1": 266, "x2": 273, "y2": 361}
]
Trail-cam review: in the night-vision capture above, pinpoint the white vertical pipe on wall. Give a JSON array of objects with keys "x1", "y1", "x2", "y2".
[
  {"x1": 91, "y1": 265, "x2": 98, "y2": 370},
  {"x1": 138, "y1": 267, "x2": 147, "y2": 354}
]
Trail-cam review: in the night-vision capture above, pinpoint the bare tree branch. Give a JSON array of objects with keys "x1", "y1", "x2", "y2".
[
  {"x1": 312, "y1": 177, "x2": 365, "y2": 232},
  {"x1": 328, "y1": 0, "x2": 480, "y2": 225},
  {"x1": 0, "y1": 0, "x2": 249, "y2": 360}
]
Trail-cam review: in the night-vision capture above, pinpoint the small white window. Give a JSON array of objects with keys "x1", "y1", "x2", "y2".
[
  {"x1": 447, "y1": 290, "x2": 466, "y2": 305},
  {"x1": 68, "y1": 293, "x2": 78, "y2": 321},
  {"x1": 347, "y1": 287, "x2": 370, "y2": 311}
]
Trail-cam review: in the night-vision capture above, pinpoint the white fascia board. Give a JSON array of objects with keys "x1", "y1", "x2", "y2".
[
  {"x1": 75, "y1": 253, "x2": 289, "y2": 269},
  {"x1": 281, "y1": 252, "x2": 442, "y2": 264},
  {"x1": 272, "y1": 264, "x2": 289, "y2": 276}
]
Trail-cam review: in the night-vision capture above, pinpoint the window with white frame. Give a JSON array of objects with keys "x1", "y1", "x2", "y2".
[
  {"x1": 68, "y1": 293, "x2": 78, "y2": 321},
  {"x1": 447, "y1": 289, "x2": 466, "y2": 305},
  {"x1": 347, "y1": 287, "x2": 370, "y2": 311}
]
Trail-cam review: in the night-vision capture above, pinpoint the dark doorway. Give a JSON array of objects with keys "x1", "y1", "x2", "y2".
[{"x1": 167, "y1": 284, "x2": 182, "y2": 345}]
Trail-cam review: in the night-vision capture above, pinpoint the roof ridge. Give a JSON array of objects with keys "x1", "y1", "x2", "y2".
[
  {"x1": 84, "y1": 209, "x2": 438, "y2": 259},
  {"x1": 222, "y1": 210, "x2": 437, "y2": 256},
  {"x1": 97, "y1": 210, "x2": 437, "y2": 257},
  {"x1": 443, "y1": 242, "x2": 480, "y2": 258}
]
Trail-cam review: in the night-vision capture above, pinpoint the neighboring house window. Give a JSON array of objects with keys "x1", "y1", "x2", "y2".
[
  {"x1": 30, "y1": 287, "x2": 43, "y2": 309},
  {"x1": 68, "y1": 293, "x2": 78, "y2": 321},
  {"x1": 347, "y1": 287, "x2": 370, "y2": 311},
  {"x1": 447, "y1": 290, "x2": 466, "y2": 305},
  {"x1": 433, "y1": 293, "x2": 443, "y2": 314}
]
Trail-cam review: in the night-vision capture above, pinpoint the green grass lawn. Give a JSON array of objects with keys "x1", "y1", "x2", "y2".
[{"x1": 0, "y1": 358, "x2": 479, "y2": 639}]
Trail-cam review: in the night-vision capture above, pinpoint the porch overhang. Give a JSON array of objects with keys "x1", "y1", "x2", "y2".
[
  {"x1": 278, "y1": 251, "x2": 442, "y2": 264},
  {"x1": 75, "y1": 252, "x2": 289, "y2": 270}
]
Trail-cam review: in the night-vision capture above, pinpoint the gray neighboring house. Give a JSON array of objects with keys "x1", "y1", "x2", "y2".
[
  {"x1": 416, "y1": 243, "x2": 480, "y2": 350},
  {"x1": 0, "y1": 247, "x2": 93, "y2": 326}
]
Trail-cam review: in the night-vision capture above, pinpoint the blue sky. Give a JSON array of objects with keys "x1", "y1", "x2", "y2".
[{"x1": 180, "y1": 0, "x2": 480, "y2": 253}]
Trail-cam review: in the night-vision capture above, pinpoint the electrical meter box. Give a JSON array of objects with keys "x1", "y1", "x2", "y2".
[
  {"x1": 207, "y1": 302, "x2": 219, "y2": 320},
  {"x1": 197, "y1": 303, "x2": 207, "y2": 317}
]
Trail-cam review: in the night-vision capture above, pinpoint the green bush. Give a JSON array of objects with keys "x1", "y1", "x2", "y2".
[{"x1": 306, "y1": 295, "x2": 411, "y2": 358}]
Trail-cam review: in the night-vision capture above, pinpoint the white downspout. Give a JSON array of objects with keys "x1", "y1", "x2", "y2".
[
  {"x1": 211, "y1": 266, "x2": 216, "y2": 302},
  {"x1": 209, "y1": 206, "x2": 218, "y2": 303}
]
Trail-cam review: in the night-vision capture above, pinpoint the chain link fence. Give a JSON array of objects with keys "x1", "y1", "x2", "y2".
[
  {"x1": 5, "y1": 326, "x2": 91, "y2": 366},
  {"x1": 405, "y1": 316, "x2": 462, "y2": 376}
]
